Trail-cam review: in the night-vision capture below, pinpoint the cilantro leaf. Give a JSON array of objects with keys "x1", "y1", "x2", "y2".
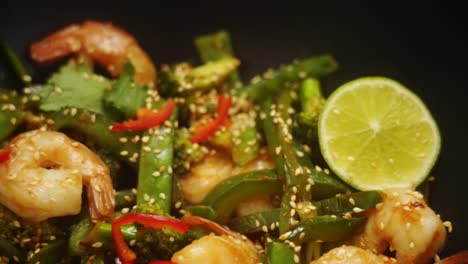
[
  {"x1": 39, "y1": 64, "x2": 110, "y2": 114},
  {"x1": 103, "y1": 62, "x2": 147, "y2": 119}
]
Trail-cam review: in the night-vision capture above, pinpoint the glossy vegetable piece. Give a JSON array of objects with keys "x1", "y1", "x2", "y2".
[
  {"x1": 237, "y1": 55, "x2": 337, "y2": 101},
  {"x1": 298, "y1": 78, "x2": 324, "y2": 127},
  {"x1": 229, "y1": 209, "x2": 280, "y2": 234},
  {"x1": 182, "y1": 205, "x2": 218, "y2": 221},
  {"x1": 312, "y1": 191, "x2": 382, "y2": 216},
  {"x1": 137, "y1": 101, "x2": 177, "y2": 214},
  {"x1": 202, "y1": 169, "x2": 282, "y2": 223},
  {"x1": 0, "y1": 147, "x2": 10, "y2": 164},
  {"x1": 28, "y1": 241, "x2": 68, "y2": 264},
  {"x1": 194, "y1": 31, "x2": 242, "y2": 89},
  {"x1": 266, "y1": 241, "x2": 295, "y2": 264},
  {"x1": 285, "y1": 216, "x2": 366, "y2": 243}
]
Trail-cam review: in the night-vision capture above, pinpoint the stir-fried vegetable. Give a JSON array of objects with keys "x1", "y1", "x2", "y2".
[{"x1": 0, "y1": 23, "x2": 450, "y2": 264}]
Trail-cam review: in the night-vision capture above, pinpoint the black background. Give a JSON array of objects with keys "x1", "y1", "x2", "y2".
[{"x1": 1, "y1": 1, "x2": 467, "y2": 259}]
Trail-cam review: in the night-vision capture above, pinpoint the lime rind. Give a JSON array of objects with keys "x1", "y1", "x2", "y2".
[{"x1": 318, "y1": 77, "x2": 441, "y2": 190}]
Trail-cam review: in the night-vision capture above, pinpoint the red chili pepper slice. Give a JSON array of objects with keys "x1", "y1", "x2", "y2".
[
  {"x1": 0, "y1": 147, "x2": 11, "y2": 165},
  {"x1": 111, "y1": 100, "x2": 176, "y2": 132},
  {"x1": 190, "y1": 94, "x2": 232, "y2": 143},
  {"x1": 112, "y1": 213, "x2": 189, "y2": 264}
]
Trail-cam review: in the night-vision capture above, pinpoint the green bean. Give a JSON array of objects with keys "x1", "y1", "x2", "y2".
[
  {"x1": 0, "y1": 89, "x2": 24, "y2": 141},
  {"x1": 237, "y1": 55, "x2": 337, "y2": 101},
  {"x1": 312, "y1": 191, "x2": 382, "y2": 216},
  {"x1": 298, "y1": 78, "x2": 324, "y2": 127},
  {"x1": 137, "y1": 103, "x2": 177, "y2": 214}
]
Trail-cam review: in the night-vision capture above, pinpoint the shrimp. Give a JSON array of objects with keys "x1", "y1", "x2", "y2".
[
  {"x1": 171, "y1": 234, "x2": 260, "y2": 264},
  {"x1": 311, "y1": 245, "x2": 397, "y2": 264},
  {"x1": 0, "y1": 130, "x2": 115, "y2": 223},
  {"x1": 353, "y1": 189, "x2": 447, "y2": 264},
  {"x1": 30, "y1": 20, "x2": 156, "y2": 87},
  {"x1": 179, "y1": 149, "x2": 274, "y2": 204}
]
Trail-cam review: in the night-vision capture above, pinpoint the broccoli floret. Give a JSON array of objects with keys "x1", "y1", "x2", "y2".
[
  {"x1": 133, "y1": 227, "x2": 203, "y2": 263},
  {"x1": 173, "y1": 128, "x2": 207, "y2": 175}
]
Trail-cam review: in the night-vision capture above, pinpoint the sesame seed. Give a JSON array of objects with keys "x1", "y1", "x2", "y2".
[
  {"x1": 129, "y1": 240, "x2": 136, "y2": 246},
  {"x1": 121, "y1": 208, "x2": 130, "y2": 214},
  {"x1": 92, "y1": 242, "x2": 103, "y2": 248},
  {"x1": 314, "y1": 165, "x2": 322, "y2": 172},
  {"x1": 409, "y1": 242, "x2": 415, "y2": 248},
  {"x1": 255, "y1": 220, "x2": 260, "y2": 227},
  {"x1": 159, "y1": 193, "x2": 166, "y2": 199},
  {"x1": 434, "y1": 254, "x2": 440, "y2": 262},
  {"x1": 353, "y1": 206, "x2": 365, "y2": 213},
  {"x1": 349, "y1": 198, "x2": 356, "y2": 205},
  {"x1": 49, "y1": 235, "x2": 56, "y2": 241},
  {"x1": 443, "y1": 221, "x2": 453, "y2": 233},
  {"x1": 279, "y1": 231, "x2": 292, "y2": 240},
  {"x1": 120, "y1": 150, "x2": 129, "y2": 156},
  {"x1": 261, "y1": 225, "x2": 269, "y2": 232},
  {"x1": 143, "y1": 193, "x2": 150, "y2": 201},
  {"x1": 119, "y1": 137, "x2": 128, "y2": 143},
  {"x1": 299, "y1": 232, "x2": 306, "y2": 240},
  {"x1": 294, "y1": 254, "x2": 300, "y2": 263},
  {"x1": 13, "y1": 220, "x2": 21, "y2": 228},
  {"x1": 275, "y1": 146, "x2": 282, "y2": 155}
]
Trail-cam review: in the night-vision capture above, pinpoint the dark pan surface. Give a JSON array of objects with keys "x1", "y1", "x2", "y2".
[{"x1": 2, "y1": 1, "x2": 466, "y2": 258}]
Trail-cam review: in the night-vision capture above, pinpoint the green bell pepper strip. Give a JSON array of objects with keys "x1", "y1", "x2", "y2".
[
  {"x1": 115, "y1": 189, "x2": 137, "y2": 209},
  {"x1": 48, "y1": 108, "x2": 141, "y2": 165},
  {"x1": 313, "y1": 191, "x2": 382, "y2": 216},
  {"x1": 285, "y1": 216, "x2": 366, "y2": 243},
  {"x1": 29, "y1": 241, "x2": 68, "y2": 264},
  {"x1": 232, "y1": 126, "x2": 260, "y2": 166},
  {"x1": 137, "y1": 103, "x2": 177, "y2": 214},
  {"x1": 236, "y1": 55, "x2": 337, "y2": 101},
  {"x1": 182, "y1": 205, "x2": 218, "y2": 221},
  {"x1": 294, "y1": 141, "x2": 353, "y2": 200},
  {"x1": 0, "y1": 236, "x2": 25, "y2": 262},
  {"x1": 228, "y1": 209, "x2": 280, "y2": 234},
  {"x1": 202, "y1": 169, "x2": 282, "y2": 224},
  {"x1": 266, "y1": 241, "x2": 296, "y2": 264},
  {"x1": 194, "y1": 31, "x2": 242, "y2": 89},
  {"x1": 0, "y1": 37, "x2": 30, "y2": 84}
]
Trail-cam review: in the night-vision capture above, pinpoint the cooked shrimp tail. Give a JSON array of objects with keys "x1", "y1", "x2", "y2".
[
  {"x1": 0, "y1": 130, "x2": 115, "y2": 223},
  {"x1": 87, "y1": 173, "x2": 115, "y2": 222},
  {"x1": 30, "y1": 20, "x2": 156, "y2": 87}
]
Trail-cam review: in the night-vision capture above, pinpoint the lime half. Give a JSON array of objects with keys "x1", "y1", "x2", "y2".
[{"x1": 318, "y1": 77, "x2": 440, "y2": 190}]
